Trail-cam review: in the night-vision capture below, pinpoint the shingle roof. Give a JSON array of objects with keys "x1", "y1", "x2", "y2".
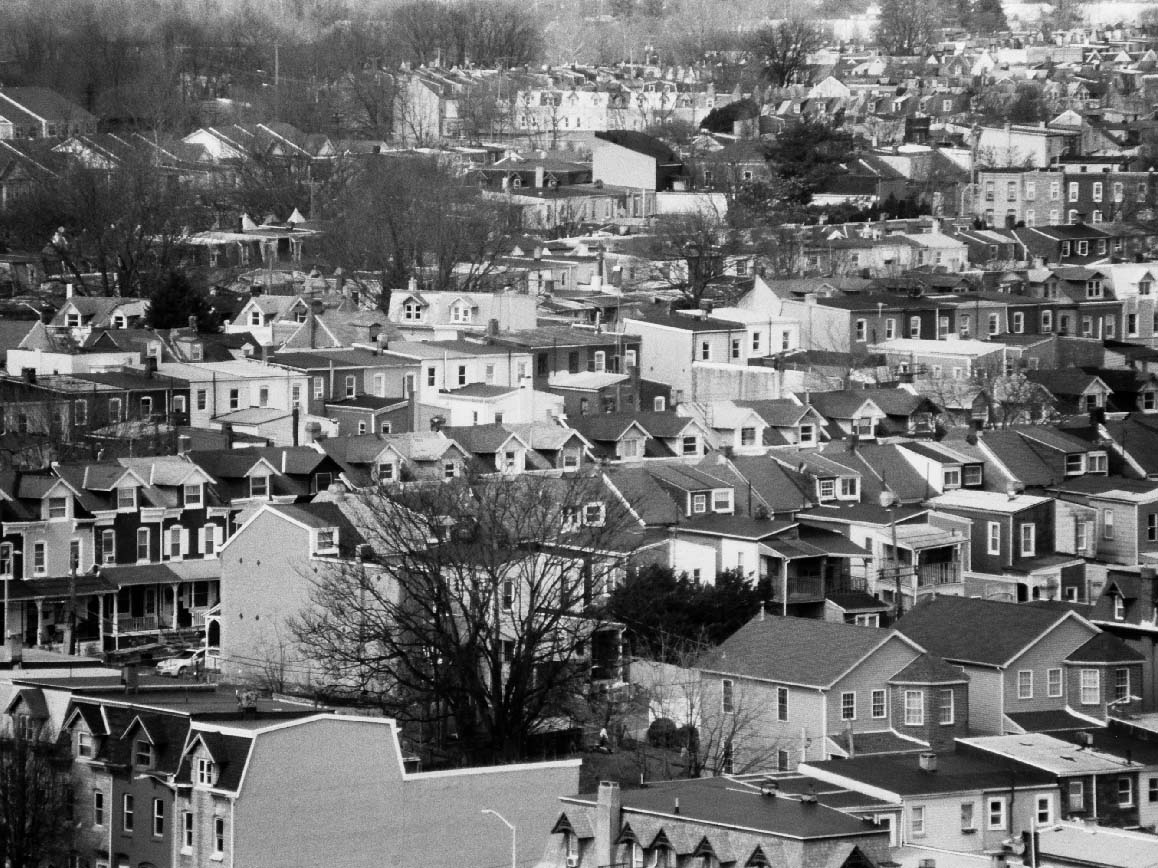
[
  {"x1": 805, "y1": 751, "x2": 1055, "y2": 796},
  {"x1": 888, "y1": 654, "x2": 969, "y2": 685},
  {"x1": 699, "y1": 614, "x2": 911, "y2": 687},
  {"x1": 1065, "y1": 632, "x2": 1145, "y2": 663},
  {"x1": 895, "y1": 596, "x2": 1081, "y2": 668}
]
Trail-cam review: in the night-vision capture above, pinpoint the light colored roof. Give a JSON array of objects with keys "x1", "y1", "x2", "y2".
[
  {"x1": 891, "y1": 523, "x2": 965, "y2": 551},
  {"x1": 1037, "y1": 823, "x2": 1158, "y2": 868},
  {"x1": 926, "y1": 489, "x2": 1051, "y2": 513},
  {"x1": 869, "y1": 338, "x2": 1005, "y2": 357},
  {"x1": 957, "y1": 733, "x2": 1140, "y2": 776},
  {"x1": 548, "y1": 371, "x2": 629, "y2": 390}
]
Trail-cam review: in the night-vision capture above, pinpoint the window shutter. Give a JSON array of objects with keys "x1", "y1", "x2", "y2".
[
  {"x1": 180, "y1": 529, "x2": 190, "y2": 556},
  {"x1": 197, "y1": 527, "x2": 206, "y2": 553}
]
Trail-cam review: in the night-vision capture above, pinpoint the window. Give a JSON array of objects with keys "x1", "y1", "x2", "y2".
[
  {"x1": 904, "y1": 690, "x2": 924, "y2": 726},
  {"x1": 1069, "y1": 182, "x2": 1079, "y2": 202},
  {"x1": 123, "y1": 794, "x2": 134, "y2": 832},
  {"x1": 959, "y1": 314, "x2": 971, "y2": 337},
  {"x1": 871, "y1": 689, "x2": 886, "y2": 718},
  {"x1": 197, "y1": 757, "x2": 215, "y2": 786},
  {"x1": 109, "y1": 397, "x2": 122, "y2": 421},
  {"x1": 1047, "y1": 668, "x2": 1062, "y2": 697},
  {"x1": 692, "y1": 494, "x2": 707, "y2": 514},
  {"x1": 227, "y1": 388, "x2": 239, "y2": 410},
  {"x1": 116, "y1": 486, "x2": 137, "y2": 511},
  {"x1": 740, "y1": 427, "x2": 756, "y2": 447},
  {"x1": 943, "y1": 468, "x2": 961, "y2": 489},
  {"x1": 799, "y1": 424, "x2": 815, "y2": 445},
  {"x1": 722, "y1": 679, "x2": 734, "y2": 713},
  {"x1": 202, "y1": 525, "x2": 218, "y2": 557},
  {"x1": 184, "y1": 484, "x2": 202, "y2": 508},
  {"x1": 1012, "y1": 311, "x2": 1024, "y2": 333},
  {"x1": 1150, "y1": 778, "x2": 1158, "y2": 804},
  {"x1": 93, "y1": 790, "x2": 106, "y2": 826},
  {"x1": 885, "y1": 318, "x2": 896, "y2": 340},
  {"x1": 1036, "y1": 795, "x2": 1052, "y2": 825},
  {"x1": 988, "y1": 313, "x2": 1000, "y2": 336},
  {"x1": 456, "y1": 365, "x2": 467, "y2": 387},
  {"x1": 249, "y1": 475, "x2": 268, "y2": 499},
  {"x1": 1041, "y1": 310, "x2": 1053, "y2": 332},
  {"x1": 33, "y1": 542, "x2": 46, "y2": 575},
  {"x1": 681, "y1": 435, "x2": 698, "y2": 456},
  {"x1": 1069, "y1": 780, "x2": 1085, "y2": 811},
  {"x1": 722, "y1": 740, "x2": 736, "y2": 775},
  {"x1": 48, "y1": 496, "x2": 68, "y2": 519},
  {"x1": 153, "y1": 799, "x2": 164, "y2": 837},
  {"x1": 443, "y1": 462, "x2": 457, "y2": 480},
  {"x1": 1149, "y1": 514, "x2": 1158, "y2": 543},
  {"x1": 1119, "y1": 777, "x2": 1134, "y2": 807},
  {"x1": 1026, "y1": 209, "x2": 1036, "y2": 226},
  {"x1": 1115, "y1": 667, "x2": 1131, "y2": 703},
  {"x1": 987, "y1": 522, "x2": 1000, "y2": 555},
  {"x1": 196, "y1": 389, "x2": 207, "y2": 411},
  {"x1": 961, "y1": 802, "x2": 975, "y2": 830},
  {"x1": 213, "y1": 816, "x2": 225, "y2": 856},
  {"x1": 909, "y1": 316, "x2": 921, "y2": 339},
  {"x1": 776, "y1": 686, "x2": 789, "y2": 721},
  {"x1": 100, "y1": 529, "x2": 116, "y2": 565},
  {"x1": 1066, "y1": 454, "x2": 1086, "y2": 475},
  {"x1": 1050, "y1": 181, "x2": 1060, "y2": 201},
  {"x1": 1093, "y1": 182, "x2": 1103, "y2": 202},
  {"x1": 819, "y1": 479, "x2": 835, "y2": 500},
  {"x1": 1080, "y1": 668, "x2": 1100, "y2": 705},
  {"x1": 653, "y1": 396, "x2": 666, "y2": 412},
  {"x1": 403, "y1": 299, "x2": 423, "y2": 321},
  {"x1": 712, "y1": 489, "x2": 733, "y2": 512},
  {"x1": 1077, "y1": 239, "x2": 1089, "y2": 256},
  {"x1": 911, "y1": 805, "x2": 926, "y2": 837},
  {"x1": 1020, "y1": 523, "x2": 1036, "y2": 557},
  {"x1": 730, "y1": 338, "x2": 741, "y2": 359},
  {"x1": 840, "y1": 477, "x2": 858, "y2": 498},
  {"x1": 841, "y1": 692, "x2": 856, "y2": 720},
  {"x1": 964, "y1": 465, "x2": 983, "y2": 487},
  {"x1": 291, "y1": 384, "x2": 302, "y2": 408},
  {"x1": 140, "y1": 396, "x2": 153, "y2": 417},
  {"x1": 987, "y1": 797, "x2": 1007, "y2": 830},
  {"x1": 700, "y1": 341, "x2": 711, "y2": 361},
  {"x1": 313, "y1": 377, "x2": 324, "y2": 399},
  {"x1": 1077, "y1": 520, "x2": 1092, "y2": 553},
  {"x1": 1018, "y1": 670, "x2": 1034, "y2": 699},
  {"x1": 855, "y1": 319, "x2": 867, "y2": 342},
  {"x1": 939, "y1": 689, "x2": 954, "y2": 724},
  {"x1": 183, "y1": 811, "x2": 193, "y2": 850}
]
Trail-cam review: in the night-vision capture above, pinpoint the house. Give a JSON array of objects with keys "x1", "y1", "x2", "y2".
[
  {"x1": 1088, "y1": 567, "x2": 1158, "y2": 712},
  {"x1": 675, "y1": 401, "x2": 768, "y2": 453},
  {"x1": 0, "y1": 87, "x2": 97, "y2": 139},
  {"x1": 1048, "y1": 477, "x2": 1158, "y2": 567},
  {"x1": 698, "y1": 614, "x2": 968, "y2": 768},
  {"x1": 592, "y1": 130, "x2": 687, "y2": 191},
  {"x1": 735, "y1": 398, "x2": 827, "y2": 447},
  {"x1": 314, "y1": 431, "x2": 472, "y2": 488},
  {"x1": 957, "y1": 732, "x2": 1147, "y2": 829},
  {"x1": 924, "y1": 489, "x2": 1074, "y2": 601},
  {"x1": 386, "y1": 286, "x2": 536, "y2": 339},
  {"x1": 1014, "y1": 224, "x2": 1115, "y2": 266},
  {"x1": 869, "y1": 337, "x2": 1009, "y2": 381},
  {"x1": 895, "y1": 596, "x2": 1136, "y2": 735},
  {"x1": 440, "y1": 424, "x2": 531, "y2": 474},
  {"x1": 570, "y1": 411, "x2": 712, "y2": 461},
  {"x1": 50, "y1": 296, "x2": 149, "y2": 341},
  {"x1": 801, "y1": 749, "x2": 1058, "y2": 852},
  {"x1": 807, "y1": 391, "x2": 887, "y2": 441},
  {"x1": 544, "y1": 778, "x2": 890, "y2": 868}
]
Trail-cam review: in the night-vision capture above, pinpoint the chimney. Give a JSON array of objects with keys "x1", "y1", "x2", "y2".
[
  {"x1": 292, "y1": 407, "x2": 300, "y2": 446},
  {"x1": 144, "y1": 356, "x2": 157, "y2": 377},
  {"x1": 487, "y1": 318, "x2": 499, "y2": 339},
  {"x1": 65, "y1": 282, "x2": 74, "y2": 299},
  {"x1": 121, "y1": 664, "x2": 140, "y2": 694},
  {"x1": 177, "y1": 434, "x2": 192, "y2": 454},
  {"x1": 303, "y1": 421, "x2": 322, "y2": 445},
  {"x1": 918, "y1": 752, "x2": 938, "y2": 772},
  {"x1": 188, "y1": 315, "x2": 198, "y2": 332},
  {"x1": 594, "y1": 782, "x2": 621, "y2": 868},
  {"x1": 535, "y1": 165, "x2": 546, "y2": 188},
  {"x1": 408, "y1": 275, "x2": 418, "y2": 294}
]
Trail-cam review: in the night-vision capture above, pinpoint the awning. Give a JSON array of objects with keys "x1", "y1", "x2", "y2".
[
  {"x1": 100, "y1": 561, "x2": 221, "y2": 588},
  {"x1": 5, "y1": 574, "x2": 116, "y2": 601}
]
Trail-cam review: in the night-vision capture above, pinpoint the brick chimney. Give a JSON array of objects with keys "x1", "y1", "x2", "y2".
[{"x1": 594, "y1": 781, "x2": 621, "y2": 868}]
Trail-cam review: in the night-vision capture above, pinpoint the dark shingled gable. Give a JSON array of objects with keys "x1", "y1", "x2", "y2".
[
  {"x1": 894, "y1": 596, "x2": 1080, "y2": 668},
  {"x1": 1065, "y1": 632, "x2": 1145, "y2": 663}
]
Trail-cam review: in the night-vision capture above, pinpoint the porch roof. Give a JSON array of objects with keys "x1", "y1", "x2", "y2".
[
  {"x1": 6, "y1": 574, "x2": 117, "y2": 601},
  {"x1": 100, "y1": 561, "x2": 221, "y2": 588},
  {"x1": 891, "y1": 524, "x2": 962, "y2": 551}
]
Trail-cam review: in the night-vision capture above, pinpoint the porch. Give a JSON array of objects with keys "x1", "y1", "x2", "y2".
[
  {"x1": 761, "y1": 530, "x2": 871, "y2": 615},
  {"x1": 879, "y1": 524, "x2": 965, "y2": 605}
]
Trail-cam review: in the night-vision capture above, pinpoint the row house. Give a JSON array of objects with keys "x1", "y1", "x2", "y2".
[
  {"x1": 570, "y1": 411, "x2": 712, "y2": 462},
  {"x1": 1089, "y1": 567, "x2": 1158, "y2": 712},
  {"x1": 386, "y1": 287, "x2": 536, "y2": 340},
  {"x1": 0, "y1": 455, "x2": 228, "y2": 653},
  {"x1": 1014, "y1": 224, "x2": 1115, "y2": 266},
  {"x1": 267, "y1": 349, "x2": 416, "y2": 420},
  {"x1": 315, "y1": 431, "x2": 473, "y2": 488}
]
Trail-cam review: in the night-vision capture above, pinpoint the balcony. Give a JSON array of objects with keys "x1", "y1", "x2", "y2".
[
  {"x1": 915, "y1": 561, "x2": 963, "y2": 589},
  {"x1": 118, "y1": 614, "x2": 160, "y2": 633},
  {"x1": 786, "y1": 575, "x2": 824, "y2": 601}
]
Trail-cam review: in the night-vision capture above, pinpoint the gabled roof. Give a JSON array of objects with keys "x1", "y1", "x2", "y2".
[
  {"x1": 699, "y1": 614, "x2": 920, "y2": 688},
  {"x1": 895, "y1": 596, "x2": 1092, "y2": 668},
  {"x1": 1065, "y1": 632, "x2": 1145, "y2": 664}
]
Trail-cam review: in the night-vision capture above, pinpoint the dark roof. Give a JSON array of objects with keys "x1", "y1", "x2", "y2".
[
  {"x1": 624, "y1": 312, "x2": 747, "y2": 332},
  {"x1": 1065, "y1": 632, "x2": 1145, "y2": 663},
  {"x1": 699, "y1": 614, "x2": 908, "y2": 687},
  {"x1": 826, "y1": 591, "x2": 891, "y2": 613},
  {"x1": 1006, "y1": 709, "x2": 1099, "y2": 734},
  {"x1": 805, "y1": 751, "x2": 1055, "y2": 796},
  {"x1": 593, "y1": 130, "x2": 679, "y2": 163},
  {"x1": 895, "y1": 596, "x2": 1082, "y2": 668},
  {"x1": 727, "y1": 455, "x2": 813, "y2": 513},
  {"x1": 889, "y1": 654, "x2": 969, "y2": 685},
  {"x1": 568, "y1": 776, "x2": 885, "y2": 841},
  {"x1": 324, "y1": 395, "x2": 407, "y2": 410},
  {"x1": 808, "y1": 390, "x2": 881, "y2": 419}
]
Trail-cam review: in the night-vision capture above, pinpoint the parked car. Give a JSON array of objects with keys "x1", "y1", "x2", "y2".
[{"x1": 155, "y1": 647, "x2": 219, "y2": 677}]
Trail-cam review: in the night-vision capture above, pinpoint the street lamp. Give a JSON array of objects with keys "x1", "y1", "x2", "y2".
[
  {"x1": 481, "y1": 808, "x2": 516, "y2": 868},
  {"x1": 878, "y1": 489, "x2": 903, "y2": 622}
]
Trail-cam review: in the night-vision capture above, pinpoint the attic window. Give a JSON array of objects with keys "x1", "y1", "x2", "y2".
[
  {"x1": 712, "y1": 489, "x2": 734, "y2": 513},
  {"x1": 450, "y1": 302, "x2": 473, "y2": 324},
  {"x1": 75, "y1": 731, "x2": 95, "y2": 759},
  {"x1": 117, "y1": 487, "x2": 136, "y2": 510},
  {"x1": 134, "y1": 740, "x2": 154, "y2": 768},
  {"x1": 1114, "y1": 595, "x2": 1125, "y2": 621},
  {"x1": 196, "y1": 757, "x2": 216, "y2": 786},
  {"x1": 315, "y1": 528, "x2": 338, "y2": 553},
  {"x1": 403, "y1": 300, "x2": 423, "y2": 321}
]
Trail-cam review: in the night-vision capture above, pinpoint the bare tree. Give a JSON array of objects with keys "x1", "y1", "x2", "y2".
[
  {"x1": 0, "y1": 720, "x2": 76, "y2": 868},
  {"x1": 643, "y1": 203, "x2": 742, "y2": 307},
  {"x1": 877, "y1": 0, "x2": 938, "y2": 55},
  {"x1": 290, "y1": 471, "x2": 637, "y2": 763},
  {"x1": 749, "y1": 18, "x2": 824, "y2": 89}
]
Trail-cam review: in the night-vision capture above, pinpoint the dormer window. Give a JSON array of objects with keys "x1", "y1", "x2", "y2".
[
  {"x1": 47, "y1": 496, "x2": 68, "y2": 519},
  {"x1": 943, "y1": 467, "x2": 962, "y2": 489},
  {"x1": 117, "y1": 487, "x2": 136, "y2": 510},
  {"x1": 377, "y1": 462, "x2": 396, "y2": 483},
  {"x1": 196, "y1": 757, "x2": 216, "y2": 786},
  {"x1": 583, "y1": 503, "x2": 606, "y2": 526},
  {"x1": 1086, "y1": 279, "x2": 1103, "y2": 298},
  {"x1": 839, "y1": 477, "x2": 859, "y2": 499},
  {"x1": 692, "y1": 494, "x2": 707, "y2": 514},
  {"x1": 402, "y1": 299, "x2": 424, "y2": 322},
  {"x1": 1114, "y1": 594, "x2": 1125, "y2": 621},
  {"x1": 112, "y1": 315, "x2": 126, "y2": 329},
  {"x1": 134, "y1": 740, "x2": 154, "y2": 768},
  {"x1": 449, "y1": 301, "x2": 473, "y2": 324},
  {"x1": 315, "y1": 527, "x2": 338, "y2": 554},
  {"x1": 249, "y1": 476, "x2": 269, "y2": 499},
  {"x1": 964, "y1": 465, "x2": 983, "y2": 486},
  {"x1": 818, "y1": 479, "x2": 836, "y2": 500},
  {"x1": 190, "y1": 343, "x2": 204, "y2": 361},
  {"x1": 799, "y1": 424, "x2": 816, "y2": 445},
  {"x1": 1088, "y1": 452, "x2": 1108, "y2": 474},
  {"x1": 712, "y1": 489, "x2": 734, "y2": 513},
  {"x1": 1065, "y1": 454, "x2": 1086, "y2": 475},
  {"x1": 183, "y1": 484, "x2": 203, "y2": 508},
  {"x1": 75, "y1": 730, "x2": 95, "y2": 759},
  {"x1": 66, "y1": 312, "x2": 81, "y2": 328},
  {"x1": 249, "y1": 309, "x2": 262, "y2": 327}
]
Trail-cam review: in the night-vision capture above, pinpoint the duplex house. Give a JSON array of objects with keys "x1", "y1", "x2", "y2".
[
  {"x1": 314, "y1": 432, "x2": 472, "y2": 488},
  {"x1": 1049, "y1": 477, "x2": 1158, "y2": 567},
  {"x1": 895, "y1": 596, "x2": 1138, "y2": 735},
  {"x1": 698, "y1": 614, "x2": 968, "y2": 769}
]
